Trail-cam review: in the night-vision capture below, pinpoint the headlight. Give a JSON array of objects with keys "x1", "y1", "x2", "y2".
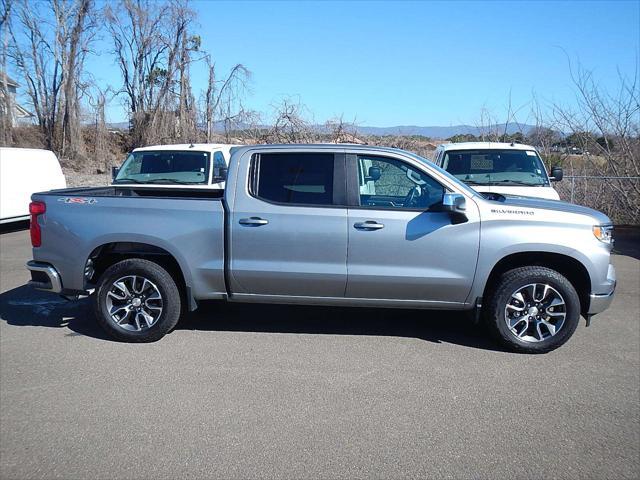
[{"x1": 593, "y1": 225, "x2": 614, "y2": 244}]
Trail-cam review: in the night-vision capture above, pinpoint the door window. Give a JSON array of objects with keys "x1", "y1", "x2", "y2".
[
  {"x1": 254, "y1": 153, "x2": 335, "y2": 206},
  {"x1": 357, "y1": 155, "x2": 444, "y2": 210}
]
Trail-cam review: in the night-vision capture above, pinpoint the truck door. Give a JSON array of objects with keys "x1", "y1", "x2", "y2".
[
  {"x1": 229, "y1": 151, "x2": 348, "y2": 298},
  {"x1": 345, "y1": 154, "x2": 480, "y2": 306}
]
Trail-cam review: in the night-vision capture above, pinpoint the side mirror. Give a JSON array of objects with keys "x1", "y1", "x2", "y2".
[
  {"x1": 550, "y1": 166, "x2": 563, "y2": 182},
  {"x1": 366, "y1": 166, "x2": 382, "y2": 182},
  {"x1": 111, "y1": 166, "x2": 119, "y2": 181},
  {"x1": 442, "y1": 193, "x2": 466, "y2": 214}
]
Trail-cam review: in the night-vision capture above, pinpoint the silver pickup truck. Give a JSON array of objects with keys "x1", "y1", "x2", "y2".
[{"x1": 26, "y1": 144, "x2": 616, "y2": 353}]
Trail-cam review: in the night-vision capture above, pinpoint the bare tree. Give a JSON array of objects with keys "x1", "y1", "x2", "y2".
[
  {"x1": 57, "y1": 0, "x2": 94, "y2": 158},
  {"x1": 262, "y1": 98, "x2": 316, "y2": 143},
  {"x1": 203, "y1": 57, "x2": 215, "y2": 142},
  {"x1": 106, "y1": 0, "x2": 170, "y2": 145},
  {"x1": 8, "y1": 0, "x2": 61, "y2": 149},
  {"x1": 325, "y1": 115, "x2": 363, "y2": 144},
  {"x1": 167, "y1": 0, "x2": 206, "y2": 143},
  {"x1": 86, "y1": 84, "x2": 112, "y2": 174},
  {"x1": 8, "y1": 0, "x2": 95, "y2": 158},
  {"x1": 528, "y1": 94, "x2": 558, "y2": 152},
  {"x1": 474, "y1": 106, "x2": 502, "y2": 141},
  {"x1": 175, "y1": 27, "x2": 199, "y2": 142},
  {"x1": 0, "y1": 0, "x2": 13, "y2": 145},
  {"x1": 550, "y1": 62, "x2": 640, "y2": 224},
  {"x1": 235, "y1": 109, "x2": 263, "y2": 143},
  {"x1": 202, "y1": 59, "x2": 251, "y2": 142},
  {"x1": 105, "y1": 0, "x2": 206, "y2": 146}
]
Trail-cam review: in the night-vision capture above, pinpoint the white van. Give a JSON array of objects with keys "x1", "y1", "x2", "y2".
[
  {"x1": 432, "y1": 142, "x2": 563, "y2": 200},
  {"x1": 112, "y1": 143, "x2": 240, "y2": 189},
  {"x1": 0, "y1": 147, "x2": 67, "y2": 224}
]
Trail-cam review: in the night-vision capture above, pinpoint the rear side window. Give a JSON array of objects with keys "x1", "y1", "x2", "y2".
[{"x1": 254, "y1": 153, "x2": 334, "y2": 206}]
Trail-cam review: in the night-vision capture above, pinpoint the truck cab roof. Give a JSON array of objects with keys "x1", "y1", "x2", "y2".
[
  {"x1": 436, "y1": 142, "x2": 538, "y2": 152},
  {"x1": 133, "y1": 143, "x2": 241, "y2": 154}
]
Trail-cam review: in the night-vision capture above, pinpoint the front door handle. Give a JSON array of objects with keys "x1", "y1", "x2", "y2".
[
  {"x1": 239, "y1": 217, "x2": 269, "y2": 226},
  {"x1": 354, "y1": 221, "x2": 384, "y2": 231}
]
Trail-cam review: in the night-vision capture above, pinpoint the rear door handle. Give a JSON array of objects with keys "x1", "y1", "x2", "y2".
[
  {"x1": 239, "y1": 217, "x2": 269, "y2": 226},
  {"x1": 354, "y1": 221, "x2": 384, "y2": 231}
]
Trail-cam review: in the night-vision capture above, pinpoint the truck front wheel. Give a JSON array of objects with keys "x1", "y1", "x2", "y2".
[
  {"x1": 93, "y1": 258, "x2": 182, "y2": 342},
  {"x1": 484, "y1": 266, "x2": 581, "y2": 354}
]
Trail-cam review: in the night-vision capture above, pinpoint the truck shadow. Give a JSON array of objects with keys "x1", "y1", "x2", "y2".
[
  {"x1": 178, "y1": 301, "x2": 505, "y2": 351},
  {"x1": 0, "y1": 285, "x2": 110, "y2": 339},
  {"x1": 0, "y1": 285, "x2": 505, "y2": 351}
]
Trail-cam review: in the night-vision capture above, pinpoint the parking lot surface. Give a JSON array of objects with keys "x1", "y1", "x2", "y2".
[{"x1": 1, "y1": 227, "x2": 639, "y2": 479}]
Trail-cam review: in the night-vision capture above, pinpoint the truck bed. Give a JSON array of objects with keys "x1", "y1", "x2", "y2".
[{"x1": 31, "y1": 186, "x2": 227, "y2": 301}]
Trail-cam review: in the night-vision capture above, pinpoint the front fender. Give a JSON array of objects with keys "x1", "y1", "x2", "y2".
[{"x1": 468, "y1": 220, "x2": 609, "y2": 303}]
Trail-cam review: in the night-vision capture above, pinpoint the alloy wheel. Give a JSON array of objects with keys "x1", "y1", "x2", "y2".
[
  {"x1": 104, "y1": 275, "x2": 163, "y2": 331},
  {"x1": 504, "y1": 283, "x2": 566, "y2": 343}
]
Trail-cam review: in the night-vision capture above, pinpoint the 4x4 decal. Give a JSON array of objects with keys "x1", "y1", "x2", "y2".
[{"x1": 57, "y1": 197, "x2": 98, "y2": 205}]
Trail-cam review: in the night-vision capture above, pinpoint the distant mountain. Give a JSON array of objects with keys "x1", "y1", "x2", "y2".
[
  {"x1": 354, "y1": 123, "x2": 537, "y2": 138},
  {"x1": 106, "y1": 122, "x2": 129, "y2": 130},
  {"x1": 106, "y1": 121, "x2": 537, "y2": 139}
]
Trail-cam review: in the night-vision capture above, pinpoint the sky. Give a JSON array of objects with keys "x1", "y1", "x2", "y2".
[{"x1": 82, "y1": 0, "x2": 640, "y2": 127}]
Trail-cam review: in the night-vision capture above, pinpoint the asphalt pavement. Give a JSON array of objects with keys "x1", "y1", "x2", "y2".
[{"x1": 1, "y1": 226, "x2": 638, "y2": 479}]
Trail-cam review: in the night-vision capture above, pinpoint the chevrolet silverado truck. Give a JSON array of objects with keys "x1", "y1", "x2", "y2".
[{"x1": 26, "y1": 145, "x2": 616, "y2": 353}]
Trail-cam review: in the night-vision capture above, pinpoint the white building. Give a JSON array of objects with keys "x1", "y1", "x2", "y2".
[{"x1": 0, "y1": 72, "x2": 34, "y2": 126}]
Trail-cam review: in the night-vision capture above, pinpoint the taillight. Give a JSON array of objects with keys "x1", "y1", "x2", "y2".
[{"x1": 29, "y1": 201, "x2": 46, "y2": 247}]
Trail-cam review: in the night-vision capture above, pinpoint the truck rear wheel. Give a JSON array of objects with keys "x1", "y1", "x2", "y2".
[
  {"x1": 484, "y1": 266, "x2": 581, "y2": 354},
  {"x1": 93, "y1": 258, "x2": 181, "y2": 342}
]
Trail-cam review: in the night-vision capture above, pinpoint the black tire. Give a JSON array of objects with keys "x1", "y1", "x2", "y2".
[
  {"x1": 93, "y1": 258, "x2": 182, "y2": 342},
  {"x1": 484, "y1": 266, "x2": 581, "y2": 354}
]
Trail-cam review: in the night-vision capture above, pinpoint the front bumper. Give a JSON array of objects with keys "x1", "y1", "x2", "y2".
[
  {"x1": 587, "y1": 264, "x2": 616, "y2": 316},
  {"x1": 26, "y1": 261, "x2": 63, "y2": 293}
]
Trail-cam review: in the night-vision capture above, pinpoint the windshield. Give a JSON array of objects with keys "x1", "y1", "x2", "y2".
[
  {"x1": 442, "y1": 149, "x2": 549, "y2": 186},
  {"x1": 114, "y1": 150, "x2": 210, "y2": 185},
  {"x1": 403, "y1": 151, "x2": 480, "y2": 197}
]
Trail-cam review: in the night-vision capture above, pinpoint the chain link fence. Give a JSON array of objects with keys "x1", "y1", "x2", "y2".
[{"x1": 555, "y1": 176, "x2": 640, "y2": 225}]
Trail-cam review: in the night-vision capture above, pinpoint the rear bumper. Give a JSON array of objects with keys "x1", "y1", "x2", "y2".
[
  {"x1": 587, "y1": 264, "x2": 616, "y2": 316},
  {"x1": 26, "y1": 261, "x2": 63, "y2": 293}
]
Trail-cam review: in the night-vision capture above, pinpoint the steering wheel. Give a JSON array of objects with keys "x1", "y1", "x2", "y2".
[{"x1": 403, "y1": 187, "x2": 420, "y2": 208}]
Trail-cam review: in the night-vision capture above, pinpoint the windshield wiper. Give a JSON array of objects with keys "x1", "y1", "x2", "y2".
[
  {"x1": 142, "y1": 178, "x2": 202, "y2": 185},
  {"x1": 462, "y1": 180, "x2": 490, "y2": 186},
  {"x1": 486, "y1": 179, "x2": 545, "y2": 187},
  {"x1": 115, "y1": 178, "x2": 202, "y2": 185},
  {"x1": 113, "y1": 178, "x2": 145, "y2": 184}
]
